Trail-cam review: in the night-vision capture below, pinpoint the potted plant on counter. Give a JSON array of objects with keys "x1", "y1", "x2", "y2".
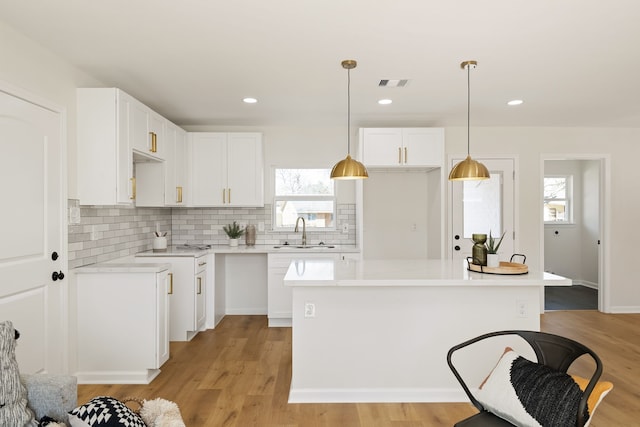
[
  {"x1": 485, "y1": 230, "x2": 505, "y2": 267},
  {"x1": 223, "y1": 221, "x2": 245, "y2": 247}
]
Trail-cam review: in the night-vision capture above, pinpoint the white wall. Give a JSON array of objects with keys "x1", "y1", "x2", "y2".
[
  {"x1": 363, "y1": 170, "x2": 431, "y2": 259},
  {"x1": 0, "y1": 21, "x2": 102, "y2": 199},
  {"x1": 446, "y1": 127, "x2": 638, "y2": 312}
]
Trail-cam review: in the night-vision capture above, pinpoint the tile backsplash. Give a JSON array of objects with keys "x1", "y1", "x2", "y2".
[{"x1": 69, "y1": 202, "x2": 356, "y2": 268}]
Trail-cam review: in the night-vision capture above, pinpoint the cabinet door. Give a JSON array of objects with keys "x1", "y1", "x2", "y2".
[
  {"x1": 174, "y1": 128, "x2": 188, "y2": 205},
  {"x1": 402, "y1": 128, "x2": 444, "y2": 167},
  {"x1": 191, "y1": 133, "x2": 227, "y2": 206},
  {"x1": 163, "y1": 123, "x2": 177, "y2": 205},
  {"x1": 156, "y1": 270, "x2": 170, "y2": 367},
  {"x1": 361, "y1": 128, "x2": 404, "y2": 166},
  {"x1": 195, "y1": 270, "x2": 206, "y2": 331},
  {"x1": 77, "y1": 88, "x2": 134, "y2": 205},
  {"x1": 129, "y1": 98, "x2": 151, "y2": 155},
  {"x1": 227, "y1": 133, "x2": 264, "y2": 206},
  {"x1": 161, "y1": 124, "x2": 187, "y2": 206},
  {"x1": 116, "y1": 92, "x2": 135, "y2": 204}
]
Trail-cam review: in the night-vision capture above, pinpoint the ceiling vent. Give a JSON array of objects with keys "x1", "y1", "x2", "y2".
[{"x1": 379, "y1": 79, "x2": 409, "y2": 87}]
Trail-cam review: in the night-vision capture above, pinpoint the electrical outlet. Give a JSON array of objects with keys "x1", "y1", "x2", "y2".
[
  {"x1": 516, "y1": 299, "x2": 528, "y2": 318},
  {"x1": 342, "y1": 223, "x2": 349, "y2": 234},
  {"x1": 258, "y1": 222, "x2": 265, "y2": 232},
  {"x1": 90, "y1": 225, "x2": 98, "y2": 241},
  {"x1": 304, "y1": 302, "x2": 316, "y2": 318}
]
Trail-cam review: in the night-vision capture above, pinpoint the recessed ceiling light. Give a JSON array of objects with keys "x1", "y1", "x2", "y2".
[
  {"x1": 378, "y1": 99, "x2": 393, "y2": 105},
  {"x1": 507, "y1": 99, "x2": 523, "y2": 106},
  {"x1": 243, "y1": 97, "x2": 258, "y2": 104}
]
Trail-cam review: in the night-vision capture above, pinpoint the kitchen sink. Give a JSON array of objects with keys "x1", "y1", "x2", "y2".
[{"x1": 273, "y1": 244, "x2": 336, "y2": 249}]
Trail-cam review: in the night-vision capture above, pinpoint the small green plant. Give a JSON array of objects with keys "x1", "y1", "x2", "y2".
[
  {"x1": 223, "y1": 221, "x2": 245, "y2": 239},
  {"x1": 485, "y1": 230, "x2": 506, "y2": 254}
]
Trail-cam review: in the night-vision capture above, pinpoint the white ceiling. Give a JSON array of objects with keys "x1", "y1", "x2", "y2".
[{"x1": 2, "y1": 0, "x2": 640, "y2": 129}]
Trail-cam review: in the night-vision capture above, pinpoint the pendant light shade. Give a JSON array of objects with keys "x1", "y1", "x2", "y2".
[
  {"x1": 331, "y1": 60, "x2": 368, "y2": 180},
  {"x1": 448, "y1": 60, "x2": 489, "y2": 181}
]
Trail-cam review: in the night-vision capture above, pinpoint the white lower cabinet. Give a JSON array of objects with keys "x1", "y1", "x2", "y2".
[
  {"x1": 136, "y1": 255, "x2": 207, "y2": 341},
  {"x1": 75, "y1": 265, "x2": 171, "y2": 384},
  {"x1": 267, "y1": 252, "x2": 339, "y2": 327}
]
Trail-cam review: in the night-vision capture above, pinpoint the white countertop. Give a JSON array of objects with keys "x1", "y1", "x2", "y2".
[
  {"x1": 284, "y1": 258, "x2": 570, "y2": 287},
  {"x1": 75, "y1": 262, "x2": 171, "y2": 273},
  {"x1": 135, "y1": 244, "x2": 359, "y2": 256},
  {"x1": 136, "y1": 246, "x2": 210, "y2": 257}
]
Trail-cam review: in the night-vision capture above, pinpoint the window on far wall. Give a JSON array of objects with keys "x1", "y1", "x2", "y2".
[
  {"x1": 544, "y1": 175, "x2": 572, "y2": 223},
  {"x1": 273, "y1": 168, "x2": 336, "y2": 230}
]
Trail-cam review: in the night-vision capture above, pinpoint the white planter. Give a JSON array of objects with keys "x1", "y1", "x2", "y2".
[
  {"x1": 486, "y1": 253, "x2": 500, "y2": 267},
  {"x1": 153, "y1": 236, "x2": 167, "y2": 252},
  {"x1": 229, "y1": 238, "x2": 239, "y2": 247}
]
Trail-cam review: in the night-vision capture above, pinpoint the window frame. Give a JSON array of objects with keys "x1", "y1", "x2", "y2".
[
  {"x1": 543, "y1": 175, "x2": 573, "y2": 224},
  {"x1": 272, "y1": 168, "x2": 337, "y2": 232}
]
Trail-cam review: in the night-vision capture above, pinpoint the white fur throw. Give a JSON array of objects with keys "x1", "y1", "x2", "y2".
[
  {"x1": 139, "y1": 398, "x2": 186, "y2": 427},
  {"x1": 0, "y1": 320, "x2": 37, "y2": 427}
]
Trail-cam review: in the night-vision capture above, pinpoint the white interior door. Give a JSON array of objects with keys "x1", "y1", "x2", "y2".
[
  {"x1": 0, "y1": 87, "x2": 65, "y2": 374},
  {"x1": 451, "y1": 158, "x2": 515, "y2": 262}
]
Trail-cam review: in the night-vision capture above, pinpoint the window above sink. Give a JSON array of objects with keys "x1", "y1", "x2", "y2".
[{"x1": 273, "y1": 168, "x2": 336, "y2": 231}]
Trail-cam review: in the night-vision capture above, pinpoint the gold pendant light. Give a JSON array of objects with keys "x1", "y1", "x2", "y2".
[
  {"x1": 448, "y1": 60, "x2": 490, "y2": 181},
  {"x1": 331, "y1": 60, "x2": 369, "y2": 180}
]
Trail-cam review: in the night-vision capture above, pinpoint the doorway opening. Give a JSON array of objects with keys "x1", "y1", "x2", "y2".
[{"x1": 542, "y1": 157, "x2": 608, "y2": 312}]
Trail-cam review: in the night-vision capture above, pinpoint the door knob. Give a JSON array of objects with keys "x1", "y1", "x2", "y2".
[
  {"x1": 51, "y1": 251, "x2": 59, "y2": 261},
  {"x1": 454, "y1": 235, "x2": 460, "y2": 240},
  {"x1": 52, "y1": 271, "x2": 65, "y2": 281},
  {"x1": 454, "y1": 245, "x2": 461, "y2": 251}
]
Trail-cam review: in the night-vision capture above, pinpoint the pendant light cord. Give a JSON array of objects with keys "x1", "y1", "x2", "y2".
[
  {"x1": 466, "y1": 63, "x2": 471, "y2": 157},
  {"x1": 347, "y1": 67, "x2": 351, "y2": 155}
]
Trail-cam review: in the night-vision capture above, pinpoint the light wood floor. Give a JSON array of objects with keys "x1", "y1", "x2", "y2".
[{"x1": 78, "y1": 312, "x2": 639, "y2": 426}]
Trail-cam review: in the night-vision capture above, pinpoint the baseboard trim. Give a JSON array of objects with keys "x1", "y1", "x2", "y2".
[
  {"x1": 572, "y1": 280, "x2": 598, "y2": 290},
  {"x1": 75, "y1": 369, "x2": 160, "y2": 384},
  {"x1": 268, "y1": 317, "x2": 292, "y2": 327},
  {"x1": 609, "y1": 306, "x2": 640, "y2": 314},
  {"x1": 288, "y1": 387, "x2": 469, "y2": 403},
  {"x1": 224, "y1": 308, "x2": 267, "y2": 315}
]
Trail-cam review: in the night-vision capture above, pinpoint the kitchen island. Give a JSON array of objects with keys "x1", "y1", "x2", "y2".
[{"x1": 284, "y1": 258, "x2": 570, "y2": 403}]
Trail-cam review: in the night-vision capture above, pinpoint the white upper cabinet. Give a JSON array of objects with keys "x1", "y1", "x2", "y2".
[
  {"x1": 77, "y1": 88, "x2": 135, "y2": 205},
  {"x1": 361, "y1": 128, "x2": 444, "y2": 168},
  {"x1": 78, "y1": 88, "x2": 183, "y2": 206},
  {"x1": 190, "y1": 132, "x2": 264, "y2": 207},
  {"x1": 165, "y1": 124, "x2": 188, "y2": 206}
]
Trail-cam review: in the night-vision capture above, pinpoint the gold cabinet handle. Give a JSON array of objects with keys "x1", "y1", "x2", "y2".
[
  {"x1": 404, "y1": 147, "x2": 408, "y2": 164},
  {"x1": 176, "y1": 186, "x2": 183, "y2": 203},
  {"x1": 197, "y1": 277, "x2": 202, "y2": 295},
  {"x1": 228, "y1": 188, "x2": 231, "y2": 204},
  {"x1": 222, "y1": 189, "x2": 226, "y2": 204},
  {"x1": 149, "y1": 132, "x2": 157, "y2": 153},
  {"x1": 130, "y1": 177, "x2": 136, "y2": 200},
  {"x1": 398, "y1": 147, "x2": 402, "y2": 164},
  {"x1": 168, "y1": 273, "x2": 173, "y2": 295}
]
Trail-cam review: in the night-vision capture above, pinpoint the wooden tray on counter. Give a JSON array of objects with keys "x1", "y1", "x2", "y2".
[{"x1": 466, "y1": 259, "x2": 528, "y2": 275}]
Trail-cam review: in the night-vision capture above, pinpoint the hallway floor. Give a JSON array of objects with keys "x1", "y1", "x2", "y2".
[{"x1": 545, "y1": 284, "x2": 598, "y2": 310}]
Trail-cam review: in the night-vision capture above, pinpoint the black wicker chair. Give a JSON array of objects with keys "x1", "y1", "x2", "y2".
[{"x1": 447, "y1": 330, "x2": 604, "y2": 427}]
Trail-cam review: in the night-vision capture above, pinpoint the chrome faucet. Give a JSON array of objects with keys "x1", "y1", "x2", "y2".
[{"x1": 294, "y1": 216, "x2": 307, "y2": 246}]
